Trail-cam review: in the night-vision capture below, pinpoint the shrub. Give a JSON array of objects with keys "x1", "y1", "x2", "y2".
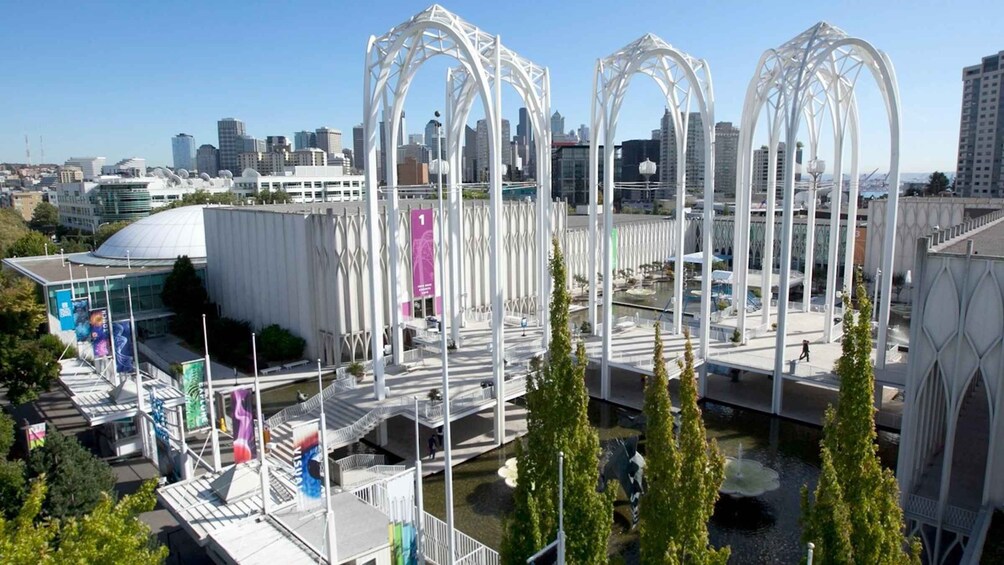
[
  {"x1": 716, "y1": 299, "x2": 729, "y2": 311},
  {"x1": 258, "y1": 324, "x2": 306, "y2": 362},
  {"x1": 579, "y1": 321, "x2": 592, "y2": 334},
  {"x1": 731, "y1": 328, "x2": 742, "y2": 343},
  {"x1": 37, "y1": 334, "x2": 76, "y2": 360},
  {"x1": 347, "y1": 361, "x2": 364, "y2": 382}
]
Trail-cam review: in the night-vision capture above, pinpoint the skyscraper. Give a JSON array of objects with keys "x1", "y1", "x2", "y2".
[
  {"x1": 714, "y1": 122, "x2": 740, "y2": 197},
  {"x1": 352, "y1": 124, "x2": 365, "y2": 172},
  {"x1": 658, "y1": 110, "x2": 704, "y2": 198},
  {"x1": 425, "y1": 119, "x2": 444, "y2": 160},
  {"x1": 476, "y1": 119, "x2": 511, "y2": 179},
  {"x1": 196, "y1": 145, "x2": 219, "y2": 177},
  {"x1": 463, "y1": 125, "x2": 477, "y2": 183},
  {"x1": 172, "y1": 133, "x2": 196, "y2": 171},
  {"x1": 956, "y1": 50, "x2": 1004, "y2": 197},
  {"x1": 266, "y1": 135, "x2": 292, "y2": 154},
  {"x1": 239, "y1": 135, "x2": 265, "y2": 154},
  {"x1": 550, "y1": 111, "x2": 565, "y2": 140},
  {"x1": 315, "y1": 128, "x2": 342, "y2": 161},
  {"x1": 217, "y1": 118, "x2": 246, "y2": 175},
  {"x1": 409, "y1": 133, "x2": 425, "y2": 146},
  {"x1": 752, "y1": 143, "x2": 786, "y2": 193},
  {"x1": 620, "y1": 139, "x2": 661, "y2": 202},
  {"x1": 517, "y1": 107, "x2": 535, "y2": 178},
  {"x1": 294, "y1": 131, "x2": 317, "y2": 151},
  {"x1": 577, "y1": 124, "x2": 590, "y2": 144}
]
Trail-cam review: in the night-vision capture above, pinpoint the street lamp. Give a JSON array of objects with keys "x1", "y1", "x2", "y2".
[
  {"x1": 807, "y1": 159, "x2": 826, "y2": 209},
  {"x1": 639, "y1": 158, "x2": 657, "y2": 204}
]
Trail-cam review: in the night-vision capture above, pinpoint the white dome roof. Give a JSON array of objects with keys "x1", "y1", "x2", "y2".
[{"x1": 94, "y1": 206, "x2": 207, "y2": 262}]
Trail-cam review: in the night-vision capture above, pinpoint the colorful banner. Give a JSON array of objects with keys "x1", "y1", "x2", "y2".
[
  {"x1": 73, "y1": 299, "x2": 90, "y2": 342},
  {"x1": 231, "y1": 387, "x2": 256, "y2": 464},
  {"x1": 181, "y1": 359, "x2": 208, "y2": 430},
  {"x1": 26, "y1": 422, "x2": 46, "y2": 451},
  {"x1": 292, "y1": 420, "x2": 322, "y2": 511},
  {"x1": 56, "y1": 289, "x2": 74, "y2": 331},
  {"x1": 89, "y1": 309, "x2": 110, "y2": 358},
  {"x1": 150, "y1": 391, "x2": 168, "y2": 444},
  {"x1": 410, "y1": 209, "x2": 435, "y2": 298},
  {"x1": 113, "y1": 321, "x2": 134, "y2": 374}
]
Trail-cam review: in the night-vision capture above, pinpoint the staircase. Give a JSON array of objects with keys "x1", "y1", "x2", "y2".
[{"x1": 269, "y1": 394, "x2": 380, "y2": 469}]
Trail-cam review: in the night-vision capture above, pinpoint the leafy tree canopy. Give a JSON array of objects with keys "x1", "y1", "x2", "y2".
[
  {"x1": 926, "y1": 171, "x2": 950, "y2": 196},
  {"x1": 0, "y1": 208, "x2": 29, "y2": 256},
  {"x1": 152, "y1": 190, "x2": 241, "y2": 213},
  {"x1": 0, "y1": 338, "x2": 61, "y2": 405},
  {"x1": 0, "y1": 273, "x2": 45, "y2": 340},
  {"x1": 5, "y1": 231, "x2": 51, "y2": 258},
  {"x1": 28, "y1": 202, "x2": 59, "y2": 235},
  {"x1": 258, "y1": 324, "x2": 306, "y2": 362},
  {"x1": 161, "y1": 256, "x2": 207, "y2": 316},
  {"x1": 27, "y1": 431, "x2": 117, "y2": 519},
  {"x1": 93, "y1": 221, "x2": 132, "y2": 248}
]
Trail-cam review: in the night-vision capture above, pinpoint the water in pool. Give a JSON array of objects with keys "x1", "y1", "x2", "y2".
[{"x1": 422, "y1": 398, "x2": 899, "y2": 564}]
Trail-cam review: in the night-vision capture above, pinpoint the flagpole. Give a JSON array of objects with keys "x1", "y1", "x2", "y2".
[
  {"x1": 251, "y1": 333, "x2": 270, "y2": 515},
  {"x1": 202, "y1": 314, "x2": 221, "y2": 472},
  {"x1": 68, "y1": 261, "x2": 76, "y2": 299},
  {"x1": 414, "y1": 396, "x2": 425, "y2": 564},
  {"x1": 103, "y1": 276, "x2": 118, "y2": 385},
  {"x1": 127, "y1": 285, "x2": 149, "y2": 460},
  {"x1": 317, "y1": 360, "x2": 338, "y2": 565},
  {"x1": 435, "y1": 123, "x2": 456, "y2": 565},
  {"x1": 84, "y1": 267, "x2": 93, "y2": 305}
]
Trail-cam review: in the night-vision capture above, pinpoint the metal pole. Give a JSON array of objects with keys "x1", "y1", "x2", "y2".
[
  {"x1": 436, "y1": 112, "x2": 457, "y2": 565},
  {"x1": 414, "y1": 397, "x2": 425, "y2": 564},
  {"x1": 873, "y1": 268, "x2": 881, "y2": 321},
  {"x1": 127, "y1": 286, "x2": 149, "y2": 460},
  {"x1": 558, "y1": 451, "x2": 566, "y2": 565},
  {"x1": 202, "y1": 314, "x2": 221, "y2": 473},
  {"x1": 251, "y1": 333, "x2": 270, "y2": 515},
  {"x1": 317, "y1": 360, "x2": 338, "y2": 565},
  {"x1": 807, "y1": 542, "x2": 815, "y2": 565},
  {"x1": 103, "y1": 276, "x2": 119, "y2": 385}
]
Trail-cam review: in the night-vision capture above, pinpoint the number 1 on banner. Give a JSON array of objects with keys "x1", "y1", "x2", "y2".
[{"x1": 418, "y1": 214, "x2": 425, "y2": 225}]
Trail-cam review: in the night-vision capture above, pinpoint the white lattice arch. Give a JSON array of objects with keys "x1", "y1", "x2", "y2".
[
  {"x1": 588, "y1": 34, "x2": 716, "y2": 399},
  {"x1": 732, "y1": 22, "x2": 902, "y2": 414}
]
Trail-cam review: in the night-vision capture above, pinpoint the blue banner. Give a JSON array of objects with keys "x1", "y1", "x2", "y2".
[
  {"x1": 73, "y1": 299, "x2": 90, "y2": 341},
  {"x1": 56, "y1": 289, "x2": 74, "y2": 331},
  {"x1": 113, "y1": 321, "x2": 134, "y2": 374}
]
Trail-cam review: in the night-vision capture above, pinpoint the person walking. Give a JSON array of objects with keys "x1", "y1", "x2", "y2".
[
  {"x1": 427, "y1": 434, "x2": 438, "y2": 460},
  {"x1": 799, "y1": 339, "x2": 810, "y2": 363}
]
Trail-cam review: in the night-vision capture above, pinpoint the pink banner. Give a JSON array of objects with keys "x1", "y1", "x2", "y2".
[{"x1": 411, "y1": 209, "x2": 435, "y2": 299}]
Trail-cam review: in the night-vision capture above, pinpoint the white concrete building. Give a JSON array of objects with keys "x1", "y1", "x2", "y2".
[
  {"x1": 232, "y1": 166, "x2": 363, "y2": 203},
  {"x1": 64, "y1": 157, "x2": 106, "y2": 180},
  {"x1": 101, "y1": 157, "x2": 147, "y2": 177},
  {"x1": 955, "y1": 51, "x2": 1004, "y2": 197}
]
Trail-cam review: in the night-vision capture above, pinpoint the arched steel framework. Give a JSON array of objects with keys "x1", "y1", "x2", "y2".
[
  {"x1": 732, "y1": 22, "x2": 902, "y2": 414},
  {"x1": 445, "y1": 47, "x2": 551, "y2": 353},
  {"x1": 589, "y1": 34, "x2": 716, "y2": 399}
]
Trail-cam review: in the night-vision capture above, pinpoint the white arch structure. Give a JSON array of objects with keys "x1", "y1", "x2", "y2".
[
  {"x1": 731, "y1": 22, "x2": 901, "y2": 413},
  {"x1": 588, "y1": 34, "x2": 716, "y2": 399}
]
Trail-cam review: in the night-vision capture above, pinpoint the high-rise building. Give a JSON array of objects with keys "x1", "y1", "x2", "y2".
[
  {"x1": 64, "y1": 157, "x2": 106, "y2": 180},
  {"x1": 217, "y1": 118, "x2": 246, "y2": 175},
  {"x1": 577, "y1": 124, "x2": 590, "y2": 144},
  {"x1": 956, "y1": 50, "x2": 1004, "y2": 197},
  {"x1": 378, "y1": 114, "x2": 407, "y2": 182},
  {"x1": 752, "y1": 143, "x2": 787, "y2": 193},
  {"x1": 551, "y1": 144, "x2": 619, "y2": 207},
  {"x1": 172, "y1": 133, "x2": 196, "y2": 171},
  {"x1": 398, "y1": 143, "x2": 430, "y2": 166},
  {"x1": 620, "y1": 139, "x2": 661, "y2": 202},
  {"x1": 516, "y1": 107, "x2": 535, "y2": 179},
  {"x1": 315, "y1": 128, "x2": 342, "y2": 162},
  {"x1": 239, "y1": 135, "x2": 265, "y2": 154},
  {"x1": 550, "y1": 111, "x2": 565, "y2": 140},
  {"x1": 294, "y1": 131, "x2": 317, "y2": 151},
  {"x1": 651, "y1": 129, "x2": 661, "y2": 141},
  {"x1": 196, "y1": 145, "x2": 219, "y2": 177},
  {"x1": 266, "y1": 136, "x2": 292, "y2": 154},
  {"x1": 475, "y1": 119, "x2": 511, "y2": 179},
  {"x1": 714, "y1": 122, "x2": 740, "y2": 197},
  {"x1": 408, "y1": 133, "x2": 425, "y2": 146},
  {"x1": 352, "y1": 125, "x2": 365, "y2": 172},
  {"x1": 658, "y1": 110, "x2": 704, "y2": 198},
  {"x1": 291, "y1": 148, "x2": 327, "y2": 167},
  {"x1": 425, "y1": 119, "x2": 445, "y2": 160},
  {"x1": 463, "y1": 125, "x2": 477, "y2": 183}
]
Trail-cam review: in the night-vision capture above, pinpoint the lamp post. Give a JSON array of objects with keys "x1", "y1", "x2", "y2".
[
  {"x1": 639, "y1": 158, "x2": 656, "y2": 204},
  {"x1": 804, "y1": 159, "x2": 825, "y2": 312}
]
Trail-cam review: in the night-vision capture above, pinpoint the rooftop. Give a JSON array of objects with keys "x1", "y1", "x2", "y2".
[{"x1": 939, "y1": 219, "x2": 1004, "y2": 257}]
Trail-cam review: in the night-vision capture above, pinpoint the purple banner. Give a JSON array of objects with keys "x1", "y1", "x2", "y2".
[
  {"x1": 89, "y1": 309, "x2": 110, "y2": 358},
  {"x1": 113, "y1": 321, "x2": 134, "y2": 374},
  {"x1": 411, "y1": 209, "x2": 435, "y2": 299},
  {"x1": 231, "y1": 387, "x2": 256, "y2": 464}
]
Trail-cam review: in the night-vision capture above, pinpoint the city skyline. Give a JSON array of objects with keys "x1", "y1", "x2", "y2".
[{"x1": 4, "y1": 1, "x2": 1003, "y2": 172}]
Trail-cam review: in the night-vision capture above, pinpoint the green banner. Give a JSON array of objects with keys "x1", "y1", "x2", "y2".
[
  {"x1": 611, "y1": 227, "x2": 619, "y2": 272},
  {"x1": 182, "y1": 359, "x2": 209, "y2": 430}
]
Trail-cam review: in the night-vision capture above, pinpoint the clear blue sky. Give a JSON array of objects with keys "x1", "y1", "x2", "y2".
[{"x1": 4, "y1": 0, "x2": 1002, "y2": 174}]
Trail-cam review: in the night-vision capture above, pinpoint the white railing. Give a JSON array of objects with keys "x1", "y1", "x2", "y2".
[
  {"x1": 944, "y1": 504, "x2": 979, "y2": 532},
  {"x1": 960, "y1": 505, "x2": 993, "y2": 564},
  {"x1": 906, "y1": 494, "x2": 939, "y2": 522},
  {"x1": 930, "y1": 208, "x2": 1004, "y2": 250}
]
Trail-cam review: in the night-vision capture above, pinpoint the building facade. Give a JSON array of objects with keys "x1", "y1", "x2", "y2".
[
  {"x1": 752, "y1": 143, "x2": 786, "y2": 193},
  {"x1": 232, "y1": 166, "x2": 363, "y2": 204},
  {"x1": 714, "y1": 122, "x2": 740, "y2": 197},
  {"x1": 619, "y1": 139, "x2": 661, "y2": 203},
  {"x1": 294, "y1": 130, "x2": 317, "y2": 151},
  {"x1": 217, "y1": 118, "x2": 246, "y2": 175},
  {"x1": 659, "y1": 110, "x2": 705, "y2": 198},
  {"x1": 352, "y1": 125, "x2": 365, "y2": 172},
  {"x1": 196, "y1": 145, "x2": 219, "y2": 177},
  {"x1": 955, "y1": 50, "x2": 1004, "y2": 197},
  {"x1": 172, "y1": 134, "x2": 196, "y2": 171},
  {"x1": 315, "y1": 127, "x2": 342, "y2": 161},
  {"x1": 64, "y1": 157, "x2": 106, "y2": 181},
  {"x1": 552, "y1": 144, "x2": 619, "y2": 207}
]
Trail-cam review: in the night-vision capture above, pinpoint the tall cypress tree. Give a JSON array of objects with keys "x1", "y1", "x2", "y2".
[
  {"x1": 640, "y1": 327, "x2": 729, "y2": 564},
  {"x1": 502, "y1": 239, "x2": 612, "y2": 564},
  {"x1": 802, "y1": 281, "x2": 921, "y2": 564}
]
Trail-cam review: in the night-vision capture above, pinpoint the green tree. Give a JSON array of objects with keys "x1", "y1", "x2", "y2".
[
  {"x1": 5, "y1": 231, "x2": 51, "y2": 258},
  {"x1": 502, "y1": 239, "x2": 613, "y2": 564},
  {"x1": 258, "y1": 324, "x2": 306, "y2": 362},
  {"x1": 0, "y1": 477, "x2": 166, "y2": 565},
  {"x1": 93, "y1": 221, "x2": 132, "y2": 247},
  {"x1": 161, "y1": 255, "x2": 208, "y2": 315},
  {"x1": 0, "y1": 208, "x2": 29, "y2": 256},
  {"x1": 27, "y1": 431, "x2": 117, "y2": 519},
  {"x1": 925, "y1": 171, "x2": 950, "y2": 196},
  {"x1": 0, "y1": 273, "x2": 46, "y2": 340},
  {"x1": 28, "y1": 202, "x2": 59, "y2": 235},
  {"x1": 639, "y1": 324, "x2": 681, "y2": 564},
  {"x1": 0, "y1": 339, "x2": 61, "y2": 405},
  {"x1": 0, "y1": 412, "x2": 26, "y2": 519},
  {"x1": 801, "y1": 282, "x2": 921, "y2": 564}
]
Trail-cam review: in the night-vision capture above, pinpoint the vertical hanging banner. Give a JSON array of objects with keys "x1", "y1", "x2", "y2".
[
  {"x1": 150, "y1": 391, "x2": 168, "y2": 444},
  {"x1": 291, "y1": 420, "x2": 323, "y2": 510},
  {"x1": 89, "y1": 309, "x2": 110, "y2": 358},
  {"x1": 410, "y1": 209, "x2": 436, "y2": 299},
  {"x1": 230, "y1": 387, "x2": 256, "y2": 464},
  {"x1": 26, "y1": 422, "x2": 46, "y2": 451},
  {"x1": 113, "y1": 321, "x2": 134, "y2": 373},
  {"x1": 73, "y1": 299, "x2": 90, "y2": 342},
  {"x1": 181, "y1": 359, "x2": 208, "y2": 430},
  {"x1": 611, "y1": 227, "x2": 619, "y2": 273},
  {"x1": 56, "y1": 289, "x2": 74, "y2": 331}
]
